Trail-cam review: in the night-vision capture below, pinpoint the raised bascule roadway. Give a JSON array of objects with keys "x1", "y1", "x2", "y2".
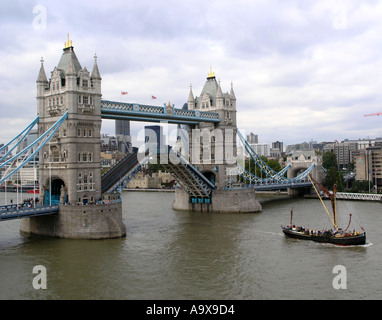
[{"x1": 0, "y1": 37, "x2": 325, "y2": 237}]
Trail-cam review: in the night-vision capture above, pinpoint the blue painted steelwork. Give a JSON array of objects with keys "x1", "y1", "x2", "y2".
[
  {"x1": 102, "y1": 145, "x2": 215, "y2": 200},
  {"x1": 161, "y1": 148, "x2": 215, "y2": 200},
  {"x1": 226, "y1": 181, "x2": 312, "y2": 191},
  {"x1": 0, "y1": 111, "x2": 68, "y2": 184},
  {"x1": 103, "y1": 152, "x2": 152, "y2": 194},
  {"x1": 252, "y1": 181, "x2": 312, "y2": 191},
  {"x1": 237, "y1": 129, "x2": 318, "y2": 186},
  {"x1": 0, "y1": 115, "x2": 39, "y2": 163},
  {"x1": 0, "y1": 205, "x2": 59, "y2": 221},
  {"x1": 237, "y1": 163, "x2": 292, "y2": 184},
  {"x1": 237, "y1": 130, "x2": 289, "y2": 182},
  {"x1": 101, "y1": 100, "x2": 220, "y2": 124}
]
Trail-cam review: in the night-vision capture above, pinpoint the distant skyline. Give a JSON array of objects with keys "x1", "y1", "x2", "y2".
[{"x1": 1, "y1": 0, "x2": 382, "y2": 147}]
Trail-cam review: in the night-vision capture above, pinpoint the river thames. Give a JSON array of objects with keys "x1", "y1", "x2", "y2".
[{"x1": 0, "y1": 191, "x2": 381, "y2": 300}]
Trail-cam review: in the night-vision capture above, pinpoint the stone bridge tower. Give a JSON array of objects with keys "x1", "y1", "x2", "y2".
[
  {"x1": 286, "y1": 150, "x2": 325, "y2": 195},
  {"x1": 36, "y1": 36, "x2": 102, "y2": 205},
  {"x1": 173, "y1": 69, "x2": 261, "y2": 212},
  {"x1": 21, "y1": 36, "x2": 125, "y2": 239}
]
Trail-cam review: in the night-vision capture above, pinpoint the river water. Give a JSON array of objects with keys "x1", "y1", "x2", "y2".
[{"x1": 0, "y1": 191, "x2": 381, "y2": 300}]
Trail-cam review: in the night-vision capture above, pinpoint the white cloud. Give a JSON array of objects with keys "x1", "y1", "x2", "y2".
[{"x1": 1, "y1": 0, "x2": 382, "y2": 148}]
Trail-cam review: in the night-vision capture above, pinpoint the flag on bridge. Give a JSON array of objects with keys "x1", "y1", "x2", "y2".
[
  {"x1": 152, "y1": 95, "x2": 157, "y2": 99},
  {"x1": 121, "y1": 91, "x2": 128, "y2": 95}
]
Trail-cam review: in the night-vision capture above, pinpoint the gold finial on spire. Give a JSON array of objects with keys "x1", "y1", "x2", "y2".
[
  {"x1": 64, "y1": 33, "x2": 73, "y2": 49},
  {"x1": 207, "y1": 67, "x2": 215, "y2": 79}
]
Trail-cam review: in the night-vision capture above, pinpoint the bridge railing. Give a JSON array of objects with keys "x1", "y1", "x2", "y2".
[
  {"x1": 0, "y1": 204, "x2": 59, "y2": 221},
  {"x1": 100, "y1": 100, "x2": 220, "y2": 124}
]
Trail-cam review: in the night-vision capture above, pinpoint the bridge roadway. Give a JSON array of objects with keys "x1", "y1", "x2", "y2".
[
  {"x1": 229, "y1": 181, "x2": 313, "y2": 191},
  {"x1": 101, "y1": 146, "x2": 216, "y2": 200},
  {"x1": 101, "y1": 151, "x2": 140, "y2": 194},
  {"x1": 0, "y1": 204, "x2": 59, "y2": 221}
]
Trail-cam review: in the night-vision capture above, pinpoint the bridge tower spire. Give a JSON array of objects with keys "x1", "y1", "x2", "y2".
[
  {"x1": 36, "y1": 36, "x2": 103, "y2": 206},
  {"x1": 21, "y1": 37, "x2": 125, "y2": 239},
  {"x1": 173, "y1": 68, "x2": 261, "y2": 212}
]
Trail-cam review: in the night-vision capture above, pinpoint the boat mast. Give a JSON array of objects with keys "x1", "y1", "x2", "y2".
[
  {"x1": 333, "y1": 184, "x2": 338, "y2": 230},
  {"x1": 308, "y1": 175, "x2": 338, "y2": 230}
]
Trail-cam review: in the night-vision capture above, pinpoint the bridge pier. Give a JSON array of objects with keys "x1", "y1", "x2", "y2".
[
  {"x1": 20, "y1": 202, "x2": 126, "y2": 239},
  {"x1": 173, "y1": 183, "x2": 262, "y2": 213},
  {"x1": 287, "y1": 187, "x2": 311, "y2": 196}
]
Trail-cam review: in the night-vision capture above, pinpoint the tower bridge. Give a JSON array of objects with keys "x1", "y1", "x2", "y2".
[{"x1": 0, "y1": 37, "x2": 324, "y2": 238}]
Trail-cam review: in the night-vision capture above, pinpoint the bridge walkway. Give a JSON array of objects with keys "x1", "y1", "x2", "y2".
[
  {"x1": 0, "y1": 205, "x2": 59, "y2": 221},
  {"x1": 101, "y1": 152, "x2": 140, "y2": 194}
]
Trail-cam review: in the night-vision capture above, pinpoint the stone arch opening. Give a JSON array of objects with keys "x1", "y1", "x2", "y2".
[
  {"x1": 44, "y1": 178, "x2": 66, "y2": 205},
  {"x1": 202, "y1": 171, "x2": 216, "y2": 185},
  {"x1": 288, "y1": 166, "x2": 309, "y2": 180}
]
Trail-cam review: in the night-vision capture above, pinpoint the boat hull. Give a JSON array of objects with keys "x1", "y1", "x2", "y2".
[{"x1": 282, "y1": 227, "x2": 366, "y2": 246}]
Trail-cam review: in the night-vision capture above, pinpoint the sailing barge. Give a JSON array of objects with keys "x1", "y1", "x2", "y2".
[{"x1": 282, "y1": 175, "x2": 366, "y2": 246}]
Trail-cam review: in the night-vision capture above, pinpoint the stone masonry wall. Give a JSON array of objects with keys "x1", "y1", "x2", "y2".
[{"x1": 20, "y1": 201, "x2": 126, "y2": 239}]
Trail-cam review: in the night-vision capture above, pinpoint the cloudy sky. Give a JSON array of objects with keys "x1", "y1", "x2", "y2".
[{"x1": 1, "y1": 0, "x2": 382, "y2": 147}]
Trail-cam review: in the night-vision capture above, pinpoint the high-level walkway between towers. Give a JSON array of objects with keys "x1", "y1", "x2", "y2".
[{"x1": 100, "y1": 100, "x2": 221, "y2": 125}]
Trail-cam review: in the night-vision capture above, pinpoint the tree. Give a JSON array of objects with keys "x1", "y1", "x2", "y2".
[
  {"x1": 323, "y1": 151, "x2": 337, "y2": 169},
  {"x1": 244, "y1": 157, "x2": 285, "y2": 180},
  {"x1": 322, "y1": 151, "x2": 344, "y2": 191}
]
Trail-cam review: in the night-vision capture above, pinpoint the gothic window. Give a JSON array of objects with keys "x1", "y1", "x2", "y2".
[
  {"x1": 89, "y1": 96, "x2": 93, "y2": 105},
  {"x1": 52, "y1": 149, "x2": 60, "y2": 162},
  {"x1": 89, "y1": 172, "x2": 93, "y2": 190},
  {"x1": 82, "y1": 79, "x2": 88, "y2": 87},
  {"x1": 83, "y1": 129, "x2": 87, "y2": 137},
  {"x1": 83, "y1": 96, "x2": 89, "y2": 104},
  {"x1": 88, "y1": 129, "x2": 92, "y2": 137},
  {"x1": 77, "y1": 129, "x2": 81, "y2": 136},
  {"x1": 63, "y1": 129, "x2": 67, "y2": 137},
  {"x1": 88, "y1": 153, "x2": 92, "y2": 162},
  {"x1": 78, "y1": 95, "x2": 82, "y2": 104},
  {"x1": 60, "y1": 96, "x2": 63, "y2": 105},
  {"x1": 78, "y1": 153, "x2": 81, "y2": 162},
  {"x1": 82, "y1": 153, "x2": 87, "y2": 162},
  {"x1": 83, "y1": 174, "x2": 88, "y2": 190}
]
